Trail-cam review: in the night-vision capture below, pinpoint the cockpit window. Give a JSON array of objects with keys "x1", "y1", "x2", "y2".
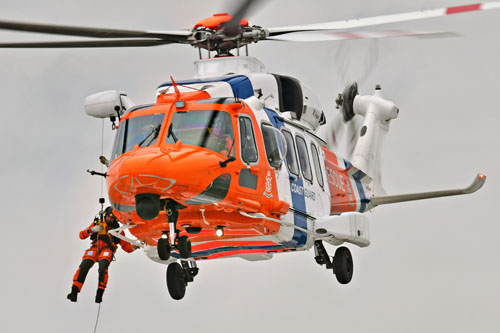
[
  {"x1": 111, "y1": 113, "x2": 165, "y2": 161},
  {"x1": 165, "y1": 110, "x2": 234, "y2": 155}
]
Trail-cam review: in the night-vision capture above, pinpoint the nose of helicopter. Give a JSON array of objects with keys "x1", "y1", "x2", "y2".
[{"x1": 109, "y1": 145, "x2": 228, "y2": 219}]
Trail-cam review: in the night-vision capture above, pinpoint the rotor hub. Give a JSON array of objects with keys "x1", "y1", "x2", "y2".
[{"x1": 190, "y1": 14, "x2": 267, "y2": 56}]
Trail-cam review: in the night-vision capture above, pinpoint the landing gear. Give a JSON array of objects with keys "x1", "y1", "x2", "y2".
[
  {"x1": 157, "y1": 232, "x2": 190, "y2": 260},
  {"x1": 178, "y1": 235, "x2": 192, "y2": 259},
  {"x1": 157, "y1": 237, "x2": 171, "y2": 260},
  {"x1": 166, "y1": 260, "x2": 199, "y2": 300},
  {"x1": 156, "y1": 201, "x2": 191, "y2": 260},
  {"x1": 314, "y1": 240, "x2": 354, "y2": 284},
  {"x1": 333, "y1": 246, "x2": 353, "y2": 284},
  {"x1": 166, "y1": 262, "x2": 186, "y2": 300}
]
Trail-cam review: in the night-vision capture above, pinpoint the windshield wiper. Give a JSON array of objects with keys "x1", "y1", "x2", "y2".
[
  {"x1": 138, "y1": 125, "x2": 160, "y2": 147},
  {"x1": 167, "y1": 124, "x2": 178, "y2": 143},
  {"x1": 219, "y1": 156, "x2": 236, "y2": 168},
  {"x1": 199, "y1": 110, "x2": 218, "y2": 148}
]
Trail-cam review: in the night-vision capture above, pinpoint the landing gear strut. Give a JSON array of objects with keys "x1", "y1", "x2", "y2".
[
  {"x1": 314, "y1": 240, "x2": 353, "y2": 284},
  {"x1": 166, "y1": 260, "x2": 198, "y2": 300}
]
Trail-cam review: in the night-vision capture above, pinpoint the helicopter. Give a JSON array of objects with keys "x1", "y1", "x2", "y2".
[{"x1": 0, "y1": 0, "x2": 494, "y2": 301}]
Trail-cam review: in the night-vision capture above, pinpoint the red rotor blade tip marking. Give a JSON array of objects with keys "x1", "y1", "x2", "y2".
[{"x1": 446, "y1": 3, "x2": 481, "y2": 15}]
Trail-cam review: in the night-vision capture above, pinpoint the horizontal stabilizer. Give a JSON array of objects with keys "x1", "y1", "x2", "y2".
[{"x1": 370, "y1": 173, "x2": 486, "y2": 206}]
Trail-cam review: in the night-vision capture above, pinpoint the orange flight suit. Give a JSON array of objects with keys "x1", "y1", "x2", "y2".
[{"x1": 71, "y1": 219, "x2": 135, "y2": 293}]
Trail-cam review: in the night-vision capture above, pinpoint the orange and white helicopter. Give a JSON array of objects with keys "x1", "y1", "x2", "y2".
[{"x1": 0, "y1": 0, "x2": 494, "y2": 300}]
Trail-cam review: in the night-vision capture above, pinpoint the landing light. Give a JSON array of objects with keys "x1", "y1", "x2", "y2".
[
  {"x1": 216, "y1": 226, "x2": 224, "y2": 237},
  {"x1": 161, "y1": 232, "x2": 168, "y2": 239}
]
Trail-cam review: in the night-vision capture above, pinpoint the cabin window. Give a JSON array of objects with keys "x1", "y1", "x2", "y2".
[
  {"x1": 261, "y1": 123, "x2": 287, "y2": 169},
  {"x1": 273, "y1": 74, "x2": 304, "y2": 120},
  {"x1": 295, "y1": 135, "x2": 313, "y2": 182},
  {"x1": 239, "y1": 116, "x2": 258, "y2": 164},
  {"x1": 281, "y1": 129, "x2": 299, "y2": 176},
  {"x1": 111, "y1": 113, "x2": 165, "y2": 161},
  {"x1": 311, "y1": 143, "x2": 324, "y2": 188},
  {"x1": 165, "y1": 110, "x2": 234, "y2": 155}
]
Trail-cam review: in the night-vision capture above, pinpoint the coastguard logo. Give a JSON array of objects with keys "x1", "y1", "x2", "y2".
[
  {"x1": 291, "y1": 183, "x2": 316, "y2": 201},
  {"x1": 264, "y1": 171, "x2": 273, "y2": 198}
]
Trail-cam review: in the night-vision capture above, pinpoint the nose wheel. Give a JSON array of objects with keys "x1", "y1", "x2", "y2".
[
  {"x1": 157, "y1": 237, "x2": 171, "y2": 260},
  {"x1": 157, "y1": 231, "x2": 192, "y2": 259},
  {"x1": 177, "y1": 235, "x2": 192, "y2": 258}
]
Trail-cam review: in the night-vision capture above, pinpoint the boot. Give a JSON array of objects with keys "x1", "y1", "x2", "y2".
[
  {"x1": 67, "y1": 285, "x2": 79, "y2": 302},
  {"x1": 95, "y1": 288, "x2": 104, "y2": 303}
]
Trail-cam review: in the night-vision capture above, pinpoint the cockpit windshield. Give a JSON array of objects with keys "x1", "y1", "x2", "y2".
[
  {"x1": 111, "y1": 113, "x2": 165, "y2": 161},
  {"x1": 165, "y1": 110, "x2": 234, "y2": 155}
]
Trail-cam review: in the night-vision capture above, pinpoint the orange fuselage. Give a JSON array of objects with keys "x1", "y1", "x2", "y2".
[{"x1": 107, "y1": 92, "x2": 289, "y2": 254}]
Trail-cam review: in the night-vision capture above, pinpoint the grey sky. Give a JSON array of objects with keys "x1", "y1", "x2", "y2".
[{"x1": 0, "y1": 1, "x2": 499, "y2": 332}]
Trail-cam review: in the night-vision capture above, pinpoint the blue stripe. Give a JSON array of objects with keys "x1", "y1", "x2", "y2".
[
  {"x1": 170, "y1": 244, "x2": 286, "y2": 258},
  {"x1": 264, "y1": 107, "x2": 308, "y2": 247},
  {"x1": 344, "y1": 159, "x2": 368, "y2": 212},
  {"x1": 158, "y1": 75, "x2": 254, "y2": 99},
  {"x1": 225, "y1": 76, "x2": 254, "y2": 99}
]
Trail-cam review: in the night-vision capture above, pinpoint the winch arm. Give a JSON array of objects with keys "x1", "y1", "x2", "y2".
[{"x1": 108, "y1": 223, "x2": 144, "y2": 249}]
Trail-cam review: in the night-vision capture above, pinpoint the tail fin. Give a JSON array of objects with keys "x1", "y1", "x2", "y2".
[
  {"x1": 346, "y1": 84, "x2": 398, "y2": 195},
  {"x1": 319, "y1": 84, "x2": 398, "y2": 196}
]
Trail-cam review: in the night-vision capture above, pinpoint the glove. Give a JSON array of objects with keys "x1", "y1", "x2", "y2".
[{"x1": 90, "y1": 225, "x2": 104, "y2": 233}]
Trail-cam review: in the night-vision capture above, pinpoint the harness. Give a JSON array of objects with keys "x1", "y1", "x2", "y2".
[{"x1": 90, "y1": 218, "x2": 120, "y2": 251}]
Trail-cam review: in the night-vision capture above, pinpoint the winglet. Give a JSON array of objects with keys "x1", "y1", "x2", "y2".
[{"x1": 370, "y1": 173, "x2": 486, "y2": 206}]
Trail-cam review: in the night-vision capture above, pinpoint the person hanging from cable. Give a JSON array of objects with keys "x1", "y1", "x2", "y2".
[{"x1": 67, "y1": 206, "x2": 138, "y2": 303}]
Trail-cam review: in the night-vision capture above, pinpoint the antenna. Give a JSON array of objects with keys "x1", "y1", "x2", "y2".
[{"x1": 170, "y1": 76, "x2": 181, "y2": 97}]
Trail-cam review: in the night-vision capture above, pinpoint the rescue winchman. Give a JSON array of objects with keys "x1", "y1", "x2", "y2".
[{"x1": 67, "y1": 206, "x2": 137, "y2": 303}]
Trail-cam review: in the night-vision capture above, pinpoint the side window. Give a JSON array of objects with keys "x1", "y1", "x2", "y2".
[
  {"x1": 281, "y1": 129, "x2": 299, "y2": 176},
  {"x1": 311, "y1": 143, "x2": 324, "y2": 188},
  {"x1": 261, "y1": 123, "x2": 286, "y2": 169},
  {"x1": 295, "y1": 135, "x2": 313, "y2": 182},
  {"x1": 239, "y1": 116, "x2": 258, "y2": 164}
]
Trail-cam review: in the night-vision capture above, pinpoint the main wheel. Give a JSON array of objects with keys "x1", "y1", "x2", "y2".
[
  {"x1": 166, "y1": 262, "x2": 186, "y2": 300},
  {"x1": 177, "y1": 235, "x2": 192, "y2": 259},
  {"x1": 333, "y1": 246, "x2": 353, "y2": 284},
  {"x1": 157, "y1": 238, "x2": 171, "y2": 260}
]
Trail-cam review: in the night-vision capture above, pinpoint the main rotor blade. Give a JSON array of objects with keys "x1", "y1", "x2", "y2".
[
  {"x1": 223, "y1": 0, "x2": 262, "y2": 36},
  {"x1": 266, "y1": 30, "x2": 459, "y2": 42},
  {"x1": 268, "y1": 1, "x2": 500, "y2": 36},
  {"x1": 0, "y1": 39, "x2": 173, "y2": 48},
  {"x1": 0, "y1": 19, "x2": 191, "y2": 41}
]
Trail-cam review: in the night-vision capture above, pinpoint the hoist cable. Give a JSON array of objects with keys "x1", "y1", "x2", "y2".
[
  {"x1": 94, "y1": 119, "x2": 105, "y2": 333},
  {"x1": 94, "y1": 303, "x2": 102, "y2": 333},
  {"x1": 100, "y1": 119, "x2": 104, "y2": 198}
]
